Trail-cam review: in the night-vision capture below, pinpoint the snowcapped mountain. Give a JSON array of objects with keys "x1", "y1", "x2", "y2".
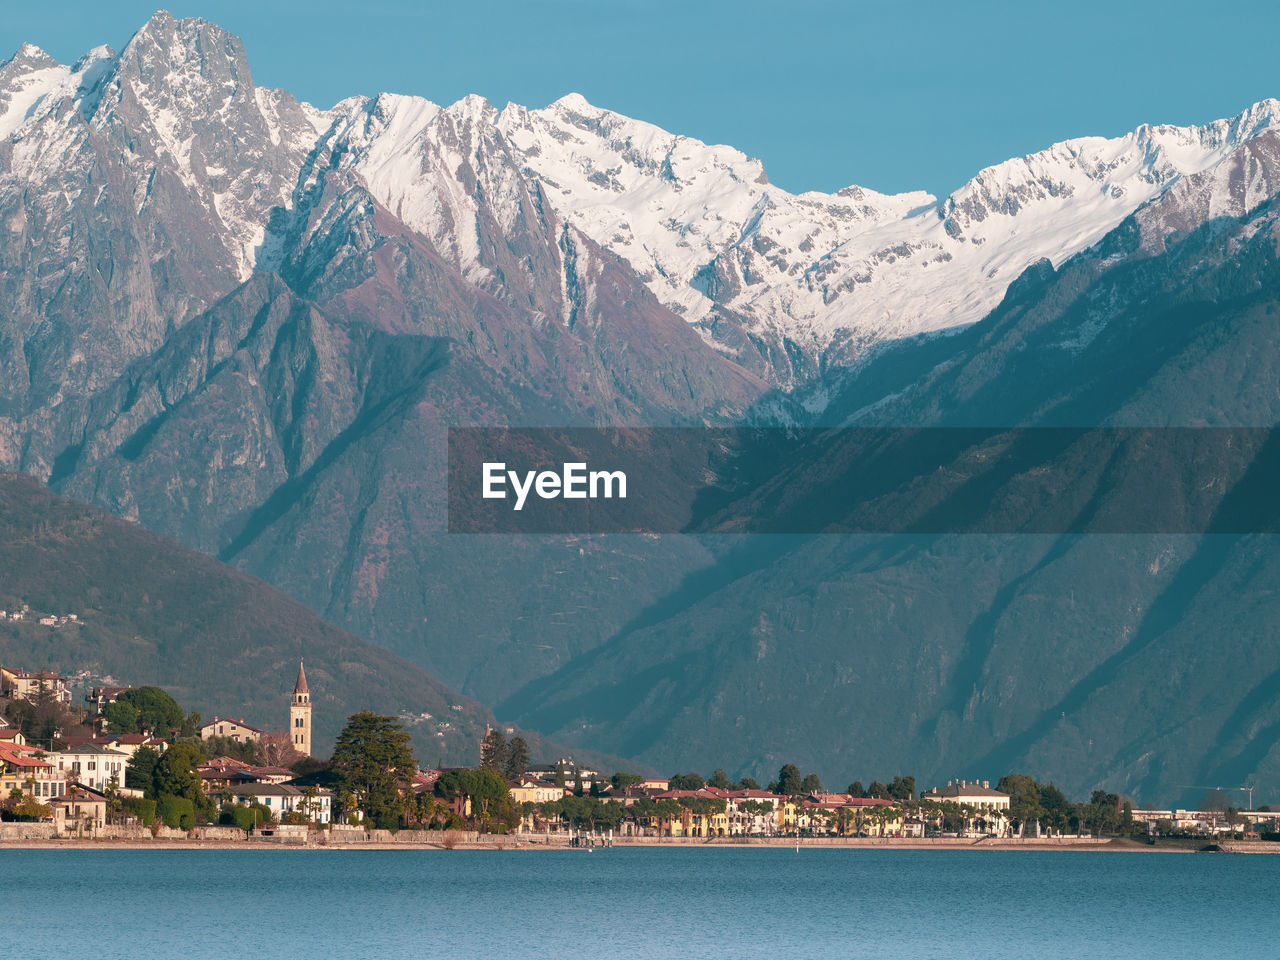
[
  {"x1": 6, "y1": 12, "x2": 1280, "y2": 802},
  {"x1": 5, "y1": 11, "x2": 1280, "y2": 393},
  {"x1": 303, "y1": 80, "x2": 1280, "y2": 383},
  {"x1": 496, "y1": 95, "x2": 1280, "y2": 381}
]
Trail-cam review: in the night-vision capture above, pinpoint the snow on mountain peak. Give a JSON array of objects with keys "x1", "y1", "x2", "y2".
[
  {"x1": 7, "y1": 12, "x2": 1280, "y2": 386},
  {"x1": 0, "y1": 46, "x2": 72, "y2": 140},
  {"x1": 10, "y1": 43, "x2": 57, "y2": 67},
  {"x1": 495, "y1": 94, "x2": 1280, "y2": 372}
]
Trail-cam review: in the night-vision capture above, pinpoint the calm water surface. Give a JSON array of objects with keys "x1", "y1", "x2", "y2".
[{"x1": 3, "y1": 847, "x2": 1278, "y2": 958}]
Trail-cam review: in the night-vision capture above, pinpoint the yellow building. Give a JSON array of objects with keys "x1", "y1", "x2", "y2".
[{"x1": 510, "y1": 780, "x2": 567, "y2": 805}]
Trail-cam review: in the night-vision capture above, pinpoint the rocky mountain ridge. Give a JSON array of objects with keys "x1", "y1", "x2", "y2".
[
  {"x1": 6, "y1": 12, "x2": 1280, "y2": 394},
  {"x1": 3, "y1": 11, "x2": 1280, "y2": 803}
]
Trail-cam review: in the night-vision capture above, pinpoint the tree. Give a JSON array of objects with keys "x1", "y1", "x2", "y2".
[
  {"x1": 258, "y1": 732, "x2": 303, "y2": 768},
  {"x1": 669, "y1": 772, "x2": 705, "y2": 791},
  {"x1": 102, "y1": 700, "x2": 140, "y2": 734},
  {"x1": 736, "y1": 777, "x2": 760, "y2": 790},
  {"x1": 888, "y1": 776, "x2": 915, "y2": 802},
  {"x1": 801, "y1": 773, "x2": 822, "y2": 795},
  {"x1": 998, "y1": 775, "x2": 1045, "y2": 834},
  {"x1": 407, "y1": 791, "x2": 439, "y2": 829},
  {"x1": 118, "y1": 687, "x2": 184, "y2": 735},
  {"x1": 179, "y1": 712, "x2": 202, "y2": 739},
  {"x1": 435, "y1": 769, "x2": 516, "y2": 832},
  {"x1": 480, "y1": 729, "x2": 508, "y2": 773},
  {"x1": 867, "y1": 781, "x2": 890, "y2": 800},
  {"x1": 773, "y1": 765, "x2": 804, "y2": 797},
  {"x1": 503, "y1": 737, "x2": 529, "y2": 780},
  {"x1": 199, "y1": 735, "x2": 260, "y2": 765},
  {"x1": 848, "y1": 781, "x2": 865, "y2": 797},
  {"x1": 1038, "y1": 782, "x2": 1072, "y2": 835},
  {"x1": 331, "y1": 711, "x2": 416, "y2": 830},
  {"x1": 708, "y1": 769, "x2": 732, "y2": 790},
  {"x1": 157, "y1": 795, "x2": 196, "y2": 830},
  {"x1": 152, "y1": 743, "x2": 211, "y2": 821},
  {"x1": 611, "y1": 772, "x2": 642, "y2": 791},
  {"x1": 126, "y1": 747, "x2": 162, "y2": 797},
  {"x1": 3, "y1": 791, "x2": 52, "y2": 822},
  {"x1": 1082, "y1": 791, "x2": 1122, "y2": 836},
  {"x1": 6, "y1": 678, "x2": 74, "y2": 748}
]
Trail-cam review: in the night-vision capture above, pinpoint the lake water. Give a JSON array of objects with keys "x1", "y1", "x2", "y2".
[{"x1": 4, "y1": 847, "x2": 1278, "y2": 958}]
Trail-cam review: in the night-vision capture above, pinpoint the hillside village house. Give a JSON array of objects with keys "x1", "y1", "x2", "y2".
[
  {"x1": 60, "y1": 733, "x2": 168, "y2": 760},
  {"x1": 1, "y1": 667, "x2": 71, "y2": 704},
  {"x1": 198, "y1": 756, "x2": 295, "y2": 789},
  {"x1": 84, "y1": 685, "x2": 132, "y2": 714},
  {"x1": 199, "y1": 717, "x2": 263, "y2": 744}
]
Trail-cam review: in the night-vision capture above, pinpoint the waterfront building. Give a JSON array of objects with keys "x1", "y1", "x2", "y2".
[
  {"x1": 221, "y1": 782, "x2": 332, "y2": 825},
  {"x1": 50, "y1": 743, "x2": 130, "y2": 792},
  {"x1": 49, "y1": 786, "x2": 109, "y2": 831},
  {"x1": 919, "y1": 779, "x2": 1011, "y2": 812},
  {"x1": 510, "y1": 779, "x2": 569, "y2": 805},
  {"x1": 0, "y1": 744, "x2": 66, "y2": 799}
]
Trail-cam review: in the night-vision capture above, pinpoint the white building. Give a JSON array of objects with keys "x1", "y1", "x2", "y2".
[
  {"x1": 51, "y1": 743, "x2": 132, "y2": 793},
  {"x1": 920, "y1": 779, "x2": 1011, "y2": 812},
  {"x1": 222, "y1": 783, "x2": 332, "y2": 825}
]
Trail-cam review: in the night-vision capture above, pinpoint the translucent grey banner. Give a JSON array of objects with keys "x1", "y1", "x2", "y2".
[{"x1": 447, "y1": 427, "x2": 1280, "y2": 534}]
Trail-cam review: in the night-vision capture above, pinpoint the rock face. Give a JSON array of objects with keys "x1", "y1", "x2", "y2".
[
  {"x1": 500, "y1": 181, "x2": 1280, "y2": 802},
  {"x1": 3, "y1": 12, "x2": 1280, "y2": 802}
]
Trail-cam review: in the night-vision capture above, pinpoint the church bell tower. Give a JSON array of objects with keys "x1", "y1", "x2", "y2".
[{"x1": 290, "y1": 660, "x2": 312, "y2": 757}]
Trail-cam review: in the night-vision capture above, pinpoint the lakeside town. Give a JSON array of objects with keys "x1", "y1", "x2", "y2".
[{"x1": 2, "y1": 659, "x2": 1278, "y2": 847}]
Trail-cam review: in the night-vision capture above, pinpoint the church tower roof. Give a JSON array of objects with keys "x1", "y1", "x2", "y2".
[{"x1": 294, "y1": 660, "x2": 309, "y2": 696}]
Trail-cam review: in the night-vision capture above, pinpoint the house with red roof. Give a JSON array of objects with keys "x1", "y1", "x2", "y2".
[
  {"x1": 0, "y1": 745, "x2": 66, "y2": 800},
  {"x1": 198, "y1": 717, "x2": 263, "y2": 744}
]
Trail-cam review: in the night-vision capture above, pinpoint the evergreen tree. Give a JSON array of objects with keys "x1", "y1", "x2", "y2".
[
  {"x1": 503, "y1": 737, "x2": 530, "y2": 780},
  {"x1": 126, "y1": 747, "x2": 162, "y2": 797},
  {"x1": 480, "y1": 728, "x2": 508, "y2": 772},
  {"x1": 888, "y1": 775, "x2": 916, "y2": 802},
  {"x1": 774, "y1": 764, "x2": 804, "y2": 797},
  {"x1": 332, "y1": 711, "x2": 416, "y2": 830},
  {"x1": 119, "y1": 687, "x2": 184, "y2": 735},
  {"x1": 669, "y1": 772, "x2": 705, "y2": 791}
]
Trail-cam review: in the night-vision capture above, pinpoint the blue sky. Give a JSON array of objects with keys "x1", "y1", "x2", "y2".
[{"x1": 6, "y1": 2, "x2": 1280, "y2": 198}]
